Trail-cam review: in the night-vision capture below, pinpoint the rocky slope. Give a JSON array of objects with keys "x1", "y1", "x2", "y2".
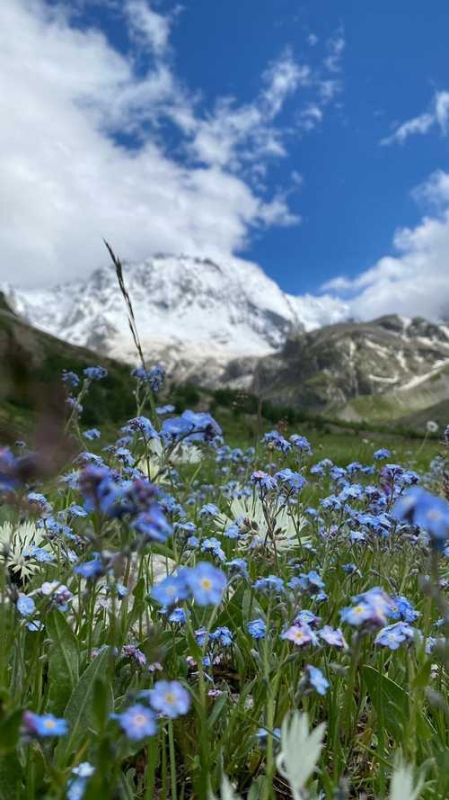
[{"x1": 248, "y1": 314, "x2": 449, "y2": 422}]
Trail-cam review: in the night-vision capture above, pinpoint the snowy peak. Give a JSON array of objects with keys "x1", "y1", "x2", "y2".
[{"x1": 5, "y1": 253, "x2": 343, "y2": 364}]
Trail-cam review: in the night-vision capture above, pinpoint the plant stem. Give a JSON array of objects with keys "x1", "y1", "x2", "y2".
[
  {"x1": 169, "y1": 721, "x2": 178, "y2": 800},
  {"x1": 145, "y1": 737, "x2": 159, "y2": 800}
]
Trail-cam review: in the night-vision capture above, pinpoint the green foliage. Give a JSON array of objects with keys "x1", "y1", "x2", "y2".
[
  {"x1": 46, "y1": 609, "x2": 80, "y2": 715},
  {"x1": 171, "y1": 383, "x2": 201, "y2": 411},
  {"x1": 58, "y1": 647, "x2": 113, "y2": 762}
]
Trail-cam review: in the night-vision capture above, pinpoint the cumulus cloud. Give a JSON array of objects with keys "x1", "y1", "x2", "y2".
[
  {"x1": 381, "y1": 90, "x2": 449, "y2": 145},
  {"x1": 0, "y1": 0, "x2": 344, "y2": 288},
  {"x1": 320, "y1": 170, "x2": 449, "y2": 323}
]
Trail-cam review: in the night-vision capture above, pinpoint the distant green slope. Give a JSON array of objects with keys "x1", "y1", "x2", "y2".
[
  {"x1": 340, "y1": 366, "x2": 449, "y2": 431},
  {"x1": 0, "y1": 292, "x2": 137, "y2": 439}
]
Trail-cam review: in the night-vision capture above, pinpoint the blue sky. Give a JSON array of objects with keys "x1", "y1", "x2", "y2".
[{"x1": 1, "y1": 0, "x2": 449, "y2": 322}]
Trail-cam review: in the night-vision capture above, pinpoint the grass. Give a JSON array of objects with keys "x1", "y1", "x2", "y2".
[
  {"x1": 0, "y1": 365, "x2": 448, "y2": 799},
  {"x1": 212, "y1": 406, "x2": 440, "y2": 474}
]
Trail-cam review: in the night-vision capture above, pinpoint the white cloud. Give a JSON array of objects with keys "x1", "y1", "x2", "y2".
[
  {"x1": 298, "y1": 104, "x2": 323, "y2": 131},
  {"x1": 380, "y1": 113, "x2": 435, "y2": 146},
  {"x1": 124, "y1": 0, "x2": 174, "y2": 56},
  {"x1": 319, "y1": 170, "x2": 449, "y2": 322},
  {"x1": 189, "y1": 34, "x2": 345, "y2": 170},
  {"x1": 262, "y1": 50, "x2": 311, "y2": 115},
  {"x1": 411, "y1": 169, "x2": 449, "y2": 207},
  {"x1": 1, "y1": 0, "x2": 342, "y2": 287},
  {"x1": 321, "y1": 275, "x2": 353, "y2": 292},
  {"x1": 317, "y1": 78, "x2": 342, "y2": 104},
  {"x1": 190, "y1": 50, "x2": 311, "y2": 171},
  {"x1": 323, "y1": 34, "x2": 345, "y2": 73},
  {"x1": 381, "y1": 90, "x2": 449, "y2": 145},
  {"x1": 435, "y1": 91, "x2": 449, "y2": 133}
]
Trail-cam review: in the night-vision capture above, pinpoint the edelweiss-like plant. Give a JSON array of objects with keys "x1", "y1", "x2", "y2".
[
  {"x1": 0, "y1": 520, "x2": 47, "y2": 580},
  {"x1": 214, "y1": 775, "x2": 242, "y2": 800},
  {"x1": 388, "y1": 757, "x2": 424, "y2": 800},
  {"x1": 139, "y1": 438, "x2": 202, "y2": 481},
  {"x1": 217, "y1": 495, "x2": 310, "y2": 551},
  {"x1": 276, "y1": 711, "x2": 326, "y2": 799}
]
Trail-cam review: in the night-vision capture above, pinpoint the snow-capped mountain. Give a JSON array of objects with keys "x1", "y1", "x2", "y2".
[{"x1": 4, "y1": 254, "x2": 347, "y2": 374}]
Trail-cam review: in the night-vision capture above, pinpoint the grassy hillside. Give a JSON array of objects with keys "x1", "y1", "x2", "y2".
[
  {"x1": 341, "y1": 365, "x2": 449, "y2": 430},
  {"x1": 0, "y1": 293, "x2": 137, "y2": 441}
]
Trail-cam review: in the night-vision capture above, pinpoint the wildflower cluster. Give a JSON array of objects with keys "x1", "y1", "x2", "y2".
[{"x1": 0, "y1": 364, "x2": 447, "y2": 799}]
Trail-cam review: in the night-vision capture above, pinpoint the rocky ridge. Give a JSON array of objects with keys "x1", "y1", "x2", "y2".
[{"x1": 245, "y1": 314, "x2": 449, "y2": 422}]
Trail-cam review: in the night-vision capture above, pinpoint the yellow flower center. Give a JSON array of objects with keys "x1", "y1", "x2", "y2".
[
  {"x1": 165, "y1": 693, "x2": 175, "y2": 704},
  {"x1": 200, "y1": 578, "x2": 212, "y2": 590},
  {"x1": 44, "y1": 719, "x2": 56, "y2": 729}
]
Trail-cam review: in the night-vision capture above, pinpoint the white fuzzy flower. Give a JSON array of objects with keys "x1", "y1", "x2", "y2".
[
  {"x1": 0, "y1": 521, "x2": 46, "y2": 579},
  {"x1": 389, "y1": 757, "x2": 424, "y2": 800},
  {"x1": 138, "y1": 438, "x2": 202, "y2": 481},
  {"x1": 219, "y1": 776, "x2": 241, "y2": 800},
  {"x1": 138, "y1": 438, "x2": 166, "y2": 481},
  {"x1": 217, "y1": 496, "x2": 310, "y2": 551},
  {"x1": 276, "y1": 712, "x2": 326, "y2": 799},
  {"x1": 170, "y1": 443, "x2": 203, "y2": 465},
  {"x1": 209, "y1": 775, "x2": 242, "y2": 800},
  {"x1": 426, "y1": 420, "x2": 439, "y2": 434}
]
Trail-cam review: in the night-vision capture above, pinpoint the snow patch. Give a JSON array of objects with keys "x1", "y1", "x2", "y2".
[
  {"x1": 399, "y1": 358, "x2": 449, "y2": 391},
  {"x1": 368, "y1": 374, "x2": 400, "y2": 384},
  {"x1": 365, "y1": 339, "x2": 391, "y2": 358},
  {"x1": 396, "y1": 350, "x2": 408, "y2": 371}
]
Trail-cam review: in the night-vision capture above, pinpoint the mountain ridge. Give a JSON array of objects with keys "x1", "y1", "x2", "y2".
[
  {"x1": 4, "y1": 254, "x2": 449, "y2": 430},
  {"x1": 3, "y1": 252, "x2": 347, "y2": 366},
  {"x1": 247, "y1": 313, "x2": 449, "y2": 425}
]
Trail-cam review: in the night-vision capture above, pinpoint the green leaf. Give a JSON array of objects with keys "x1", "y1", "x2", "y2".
[
  {"x1": 118, "y1": 773, "x2": 137, "y2": 800},
  {"x1": 241, "y1": 589, "x2": 265, "y2": 625},
  {"x1": 92, "y1": 677, "x2": 110, "y2": 732},
  {"x1": 208, "y1": 692, "x2": 228, "y2": 729},
  {"x1": 0, "y1": 709, "x2": 23, "y2": 754},
  {"x1": 389, "y1": 756, "x2": 424, "y2": 800},
  {"x1": 413, "y1": 659, "x2": 432, "y2": 690},
  {"x1": 185, "y1": 626, "x2": 203, "y2": 662},
  {"x1": 46, "y1": 609, "x2": 80, "y2": 715},
  {"x1": 127, "y1": 578, "x2": 147, "y2": 627},
  {"x1": 362, "y1": 665, "x2": 434, "y2": 743},
  {"x1": 132, "y1": 577, "x2": 146, "y2": 603},
  {"x1": 57, "y1": 647, "x2": 112, "y2": 762},
  {"x1": 247, "y1": 775, "x2": 266, "y2": 800},
  {"x1": 0, "y1": 754, "x2": 22, "y2": 800}
]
